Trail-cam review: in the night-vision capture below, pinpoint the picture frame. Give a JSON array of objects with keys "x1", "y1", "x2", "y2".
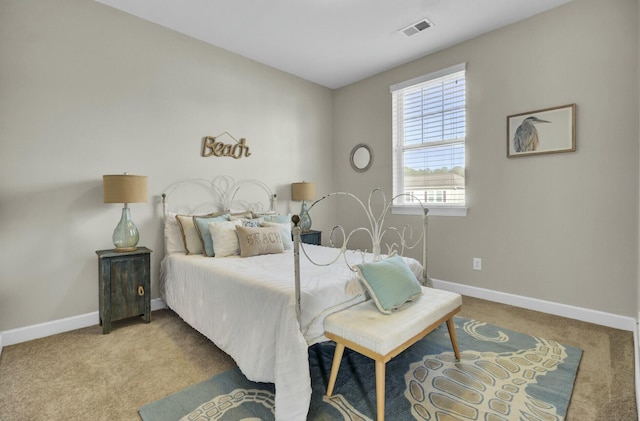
[{"x1": 507, "y1": 103, "x2": 576, "y2": 158}]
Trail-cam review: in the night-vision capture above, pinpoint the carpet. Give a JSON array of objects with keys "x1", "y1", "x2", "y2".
[{"x1": 139, "y1": 316, "x2": 582, "y2": 420}]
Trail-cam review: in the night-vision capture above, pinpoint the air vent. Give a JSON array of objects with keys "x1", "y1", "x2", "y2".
[{"x1": 400, "y1": 18, "x2": 433, "y2": 37}]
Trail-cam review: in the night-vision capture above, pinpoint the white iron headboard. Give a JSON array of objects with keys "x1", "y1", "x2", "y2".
[{"x1": 161, "y1": 176, "x2": 276, "y2": 216}]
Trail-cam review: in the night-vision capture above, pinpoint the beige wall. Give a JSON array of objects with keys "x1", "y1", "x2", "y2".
[
  {"x1": 334, "y1": 0, "x2": 639, "y2": 317},
  {"x1": 1, "y1": 0, "x2": 638, "y2": 332},
  {"x1": 0, "y1": 0, "x2": 334, "y2": 331}
]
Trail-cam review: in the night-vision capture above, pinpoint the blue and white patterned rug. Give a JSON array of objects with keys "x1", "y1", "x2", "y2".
[{"x1": 139, "y1": 316, "x2": 582, "y2": 420}]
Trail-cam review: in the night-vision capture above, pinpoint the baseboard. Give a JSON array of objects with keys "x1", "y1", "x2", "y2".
[
  {"x1": 0, "y1": 298, "x2": 167, "y2": 352},
  {"x1": 0, "y1": 286, "x2": 635, "y2": 352},
  {"x1": 633, "y1": 319, "x2": 640, "y2": 419},
  {"x1": 432, "y1": 278, "x2": 636, "y2": 332}
]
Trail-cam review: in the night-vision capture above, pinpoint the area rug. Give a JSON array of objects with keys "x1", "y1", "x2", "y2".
[{"x1": 139, "y1": 316, "x2": 582, "y2": 420}]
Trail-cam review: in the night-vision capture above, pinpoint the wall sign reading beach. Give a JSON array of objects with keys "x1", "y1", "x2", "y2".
[
  {"x1": 202, "y1": 132, "x2": 251, "y2": 159},
  {"x1": 507, "y1": 103, "x2": 576, "y2": 158}
]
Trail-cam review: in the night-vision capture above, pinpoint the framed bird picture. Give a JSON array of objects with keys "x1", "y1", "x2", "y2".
[{"x1": 507, "y1": 103, "x2": 576, "y2": 158}]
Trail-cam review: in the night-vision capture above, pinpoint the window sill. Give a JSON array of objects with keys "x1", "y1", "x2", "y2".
[{"x1": 391, "y1": 205, "x2": 468, "y2": 217}]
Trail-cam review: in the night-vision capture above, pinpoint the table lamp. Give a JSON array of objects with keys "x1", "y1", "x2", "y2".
[
  {"x1": 103, "y1": 174, "x2": 148, "y2": 252},
  {"x1": 291, "y1": 181, "x2": 316, "y2": 231}
]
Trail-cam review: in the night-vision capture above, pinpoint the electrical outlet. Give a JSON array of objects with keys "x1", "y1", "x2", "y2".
[{"x1": 473, "y1": 258, "x2": 482, "y2": 271}]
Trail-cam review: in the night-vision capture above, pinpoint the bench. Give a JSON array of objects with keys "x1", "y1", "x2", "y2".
[{"x1": 323, "y1": 287, "x2": 462, "y2": 421}]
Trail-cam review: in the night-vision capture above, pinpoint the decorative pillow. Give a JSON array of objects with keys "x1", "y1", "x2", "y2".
[
  {"x1": 229, "y1": 211, "x2": 253, "y2": 220},
  {"x1": 251, "y1": 210, "x2": 276, "y2": 217},
  {"x1": 257, "y1": 213, "x2": 292, "y2": 224},
  {"x1": 240, "y1": 217, "x2": 264, "y2": 228},
  {"x1": 164, "y1": 211, "x2": 185, "y2": 254},
  {"x1": 261, "y1": 221, "x2": 293, "y2": 250},
  {"x1": 176, "y1": 214, "x2": 207, "y2": 255},
  {"x1": 236, "y1": 225, "x2": 285, "y2": 258},
  {"x1": 193, "y1": 213, "x2": 230, "y2": 256},
  {"x1": 355, "y1": 255, "x2": 423, "y2": 314},
  {"x1": 209, "y1": 220, "x2": 242, "y2": 257}
]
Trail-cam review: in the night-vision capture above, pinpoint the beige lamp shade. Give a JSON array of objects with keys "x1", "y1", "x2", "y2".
[
  {"x1": 103, "y1": 174, "x2": 148, "y2": 204},
  {"x1": 291, "y1": 182, "x2": 316, "y2": 202}
]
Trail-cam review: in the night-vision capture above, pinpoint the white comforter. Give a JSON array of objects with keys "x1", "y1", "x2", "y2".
[{"x1": 160, "y1": 245, "x2": 422, "y2": 421}]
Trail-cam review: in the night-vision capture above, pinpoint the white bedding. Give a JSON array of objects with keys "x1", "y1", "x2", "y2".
[{"x1": 160, "y1": 244, "x2": 423, "y2": 421}]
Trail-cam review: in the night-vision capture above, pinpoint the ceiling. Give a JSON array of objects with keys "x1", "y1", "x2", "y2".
[{"x1": 95, "y1": 0, "x2": 571, "y2": 89}]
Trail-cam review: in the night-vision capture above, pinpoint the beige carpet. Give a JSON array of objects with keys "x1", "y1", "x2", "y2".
[{"x1": 0, "y1": 296, "x2": 636, "y2": 420}]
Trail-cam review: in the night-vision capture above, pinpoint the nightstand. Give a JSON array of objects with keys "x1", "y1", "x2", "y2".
[
  {"x1": 300, "y1": 230, "x2": 321, "y2": 245},
  {"x1": 96, "y1": 247, "x2": 152, "y2": 334}
]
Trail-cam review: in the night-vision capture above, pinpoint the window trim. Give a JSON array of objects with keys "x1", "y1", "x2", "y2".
[
  {"x1": 390, "y1": 62, "x2": 467, "y2": 217},
  {"x1": 391, "y1": 204, "x2": 468, "y2": 217},
  {"x1": 389, "y1": 63, "x2": 466, "y2": 92}
]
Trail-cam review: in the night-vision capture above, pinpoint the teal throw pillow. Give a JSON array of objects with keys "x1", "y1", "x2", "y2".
[
  {"x1": 355, "y1": 255, "x2": 422, "y2": 314},
  {"x1": 193, "y1": 213, "x2": 230, "y2": 256},
  {"x1": 262, "y1": 213, "x2": 292, "y2": 224}
]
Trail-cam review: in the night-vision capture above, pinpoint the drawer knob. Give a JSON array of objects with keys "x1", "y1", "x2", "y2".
[{"x1": 137, "y1": 285, "x2": 144, "y2": 296}]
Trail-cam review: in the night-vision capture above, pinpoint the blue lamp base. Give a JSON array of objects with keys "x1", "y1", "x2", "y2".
[
  {"x1": 113, "y1": 205, "x2": 139, "y2": 252},
  {"x1": 299, "y1": 201, "x2": 312, "y2": 232}
]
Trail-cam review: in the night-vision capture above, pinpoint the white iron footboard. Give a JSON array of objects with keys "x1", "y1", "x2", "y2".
[{"x1": 292, "y1": 189, "x2": 430, "y2": 326}]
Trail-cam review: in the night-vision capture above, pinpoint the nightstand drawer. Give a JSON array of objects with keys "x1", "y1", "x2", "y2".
[
  {"x1": 96, "y1": 247, "x2": 151, "y2": 334},
  {"x1": 300, "y1": 230, "x2": 321, "y2": 245},
  {"x1": 106, "y1": 256, "x2": 148, "y2": 321}
]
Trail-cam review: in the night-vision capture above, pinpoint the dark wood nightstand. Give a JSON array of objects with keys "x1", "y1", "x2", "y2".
[
  {"x1": 300, "y1": 230, "x2": 321, "y2": 245},
  {"x1": 96, "y1": 247, "x2": 152, "y2": 334}
]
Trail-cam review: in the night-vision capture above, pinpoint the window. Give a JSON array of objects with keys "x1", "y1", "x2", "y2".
[{"x1": 391, "y1": 63, "x2": 466, "y2": 216}]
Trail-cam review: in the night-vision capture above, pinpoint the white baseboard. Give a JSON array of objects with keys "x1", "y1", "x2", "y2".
[
  {"x1": 432, "y1": 278, "x2": 636, "y2": 332},
  {"x1": 0, "y1": 299, "x2": 167, "y2": 353},
  {"x1": 0, "y1": 284, "x2": 636, "y2": 354},
  {"x1": 635, "y1": 322, "x2": 640, "y2": 420}
]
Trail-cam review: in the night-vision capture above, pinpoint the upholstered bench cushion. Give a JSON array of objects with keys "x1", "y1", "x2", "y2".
[{"x1": 324, "y1": 287, "x2": 462, "y2": 356}]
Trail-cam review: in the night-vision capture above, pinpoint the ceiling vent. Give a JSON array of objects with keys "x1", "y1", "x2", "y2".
[{"x1": 400, "y1": 18, "x2": 433, "y2": 37}]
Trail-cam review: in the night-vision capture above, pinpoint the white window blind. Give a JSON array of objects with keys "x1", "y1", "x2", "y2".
[{"x1": 391, "y1": 63, "x2": 466, "y2": 210}]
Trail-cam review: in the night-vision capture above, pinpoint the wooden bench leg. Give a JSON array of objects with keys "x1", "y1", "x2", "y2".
[
  {"x1": 375, "y1": 359, "x2": 385, "y2": 421},
  {"x1": 446, "y1": 317, "x2": 461, "y2": 360},
  {"x1": 326, "y1": 342, "x2": 345, "y2": 396}
]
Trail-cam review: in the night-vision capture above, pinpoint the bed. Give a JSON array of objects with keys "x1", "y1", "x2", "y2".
[{"x1": 159, "y1": 177, "x2": 429, "y2": 420}]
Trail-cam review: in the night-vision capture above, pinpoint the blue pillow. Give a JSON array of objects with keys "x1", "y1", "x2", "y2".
[
  {"x1": 355, "y1": 255, "x2": 422, "y2": 314},
  {"x1": 193, "y1": 214, "x2": 230, "y2": 256},
  {"x1": 262, "y1": 213, "x2": 292, "y2": 224}
]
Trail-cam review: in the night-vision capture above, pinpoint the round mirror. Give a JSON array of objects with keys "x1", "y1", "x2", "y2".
[{"x1": 350, "y1": 144, "x2": 373, "y2": 172}]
